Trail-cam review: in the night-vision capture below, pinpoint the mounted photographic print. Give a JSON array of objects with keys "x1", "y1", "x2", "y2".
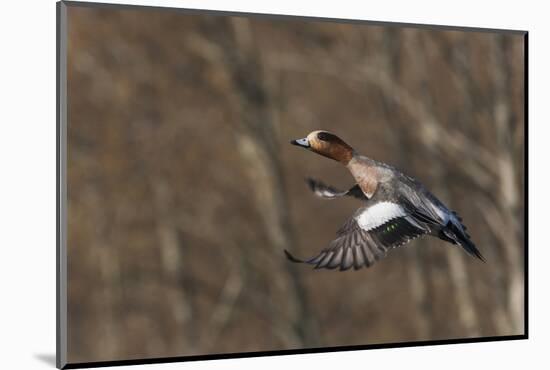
[{"x1": 57, "y1": 1, "x2": 528, "y2": 368}]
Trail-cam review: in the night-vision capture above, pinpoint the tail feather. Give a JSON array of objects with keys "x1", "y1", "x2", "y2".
[
  {"x1": 458, "y1": 235, "x2": 486, "y2": 262},
  {"x1": 445, "y1": 222, "x2": 486, "y2": 262}
]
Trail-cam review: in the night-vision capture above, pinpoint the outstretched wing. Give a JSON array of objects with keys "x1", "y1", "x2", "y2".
[
  {"x1": 306, "y1": 178, "x2": 367, "y2": 200},
  {"x1": 285, "y1": 202, "x2": 429, "y2": 270}
]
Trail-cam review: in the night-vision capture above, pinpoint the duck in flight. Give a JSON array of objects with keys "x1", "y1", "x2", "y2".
[{"x1": 285, "y1": 130, "x2": 485, "y2": 271}]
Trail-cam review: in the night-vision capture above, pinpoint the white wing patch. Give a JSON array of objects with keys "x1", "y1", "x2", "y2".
[{"x1": 356, "y1": 202, "x2": 407, "y2": 231}]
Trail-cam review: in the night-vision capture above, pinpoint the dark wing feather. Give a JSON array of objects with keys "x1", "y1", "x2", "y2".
[
  {"x1": 306, "y1": 178, "x2": 367, "y2": 200},
  {"x1": 285, "y1": 212, "x2": 429, "y2": 271},
  {"x1": 372, "y1": 216, "x2": 427, "y2": 248}
]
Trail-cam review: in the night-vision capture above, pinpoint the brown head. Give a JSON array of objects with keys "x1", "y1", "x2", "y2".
[{"x1": 290, "y1": 130, "x2": 355, "y2": 164}]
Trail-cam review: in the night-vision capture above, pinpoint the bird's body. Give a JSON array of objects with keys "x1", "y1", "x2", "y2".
[{"x1": 286, "y1": 130, "x2": 484, "y2": 271}]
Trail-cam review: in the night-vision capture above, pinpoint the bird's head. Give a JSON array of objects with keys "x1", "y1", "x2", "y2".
[{"x1": 290, "y1": 130, "x2": 355, "y2": 164}]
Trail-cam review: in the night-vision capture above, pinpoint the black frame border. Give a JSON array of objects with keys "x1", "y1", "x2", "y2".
[{"x1": 56, "y1": 1, "x2": 529, "y2": 368}]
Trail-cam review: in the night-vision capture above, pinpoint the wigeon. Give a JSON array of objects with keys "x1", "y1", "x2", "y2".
[{"x1": 285, "y1": 130, "x2": 484, "y2": 271}]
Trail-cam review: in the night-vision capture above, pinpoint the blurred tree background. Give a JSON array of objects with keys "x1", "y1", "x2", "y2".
[{"x1": 66, "y1": 4, "x2": 525, "y2": 363}]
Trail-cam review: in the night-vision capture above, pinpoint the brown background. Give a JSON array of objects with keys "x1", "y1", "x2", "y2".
[{"x1": 66, "y1": 4, "x2": 525, "y2": 363}]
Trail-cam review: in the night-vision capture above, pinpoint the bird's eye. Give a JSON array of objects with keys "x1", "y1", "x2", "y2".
[{"x1": 317, "y1": 132, "x2": 330, "y2": 141}]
